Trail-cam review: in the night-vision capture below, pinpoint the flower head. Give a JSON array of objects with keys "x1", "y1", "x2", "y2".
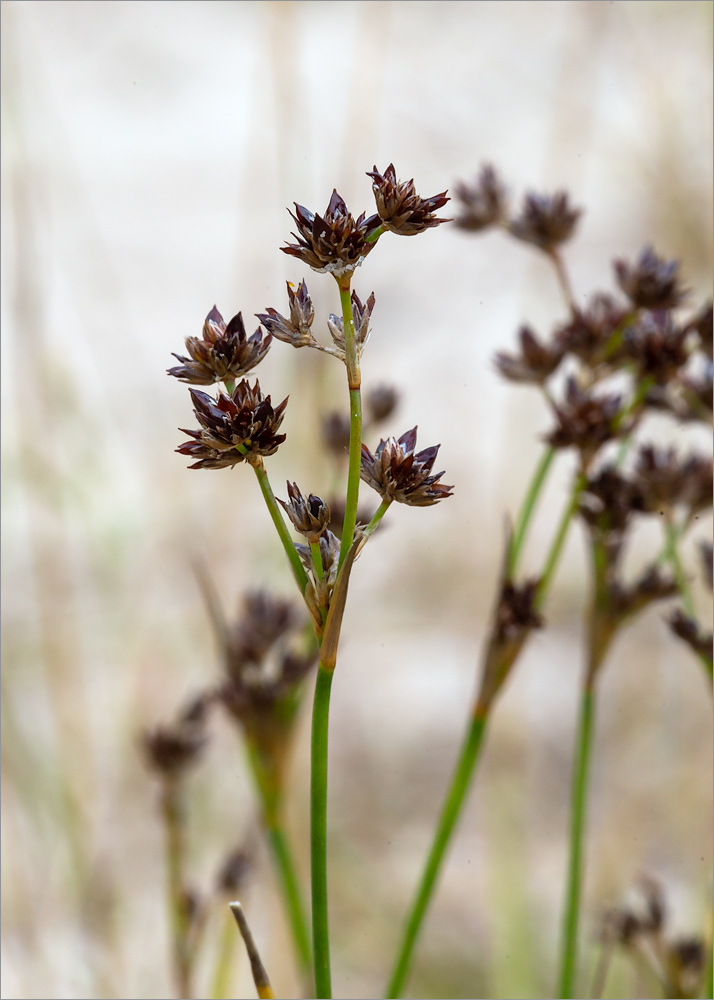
[
  {"x1": 367, "y1": 163, "x2": 450, "y2": 236},
  {"x1": 256, "y1": 280, "x2": 317, "y2": 349},
  {"x1": 495, "y1": 324, "x2": 563, "y2": 383},
  {"x1": 454, "y1": 164, "x2": 507, "y2": 231},
  {"x1": 279, "y1": 482, "x2": 330, "y2": 543},
  {"x1": 614, "y1": 247, "x2": 686, "y2": 310},
  {"x1": 622, "y1": 312, "x2": 689, "y2": 384},
  {"x1": 281, "y1": 190, "x2": 379, "y2": 276},
  {"x1": 509, "y1": 190, "x2": 582, "y2": 251},
  {"x1": 365, "y1": 384, "x2": 399, "y2": 423},
  {"x1": 176, "y1": 380, "x2": 287, "y2": 469},
  {"x1": 360, "y1": 427, "x2": 453, "y2": 506},
  {"x1": 545, "y1": 378, "x2": 625, "y2": 465},
  {"x1": 556, "y1": 293, "x2": 630, "y2": 369},
  {"x1": 327, "y1": 291, "x2": 375, "y2": 358},
  {"x1": 168, "y1": 307, "x2": 272, "y2": 385}
]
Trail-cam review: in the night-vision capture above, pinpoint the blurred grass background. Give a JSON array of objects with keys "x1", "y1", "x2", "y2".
[{"x1": 1, "y1": 2, "x2": 712, "y2": 998}]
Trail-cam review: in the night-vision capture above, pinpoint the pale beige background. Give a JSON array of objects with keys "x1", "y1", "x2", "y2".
[{"x1": 2, "y1": 2, "x2": 712, "y2": 998}]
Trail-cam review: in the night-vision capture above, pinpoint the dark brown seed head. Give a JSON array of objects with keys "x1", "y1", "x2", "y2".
[
  {"x1": 494, "y1": 578, "x2": 544, "y2": 645},
  {"x1": 669, "y1": 608, "x2": 713, "y2": 661},
  {"x1": 281, "y1": 189, "x2": 379, "y2": 276},
  {"x1": 610, "y1": 565, "x2": 678, "y2": 619},
  {"x1": 509, "y1": 190, "x2": 582, "y2": 251},
  {"x1": 634, "y1": 445, "x2": 713, "y2": 517},
  {"x1": 622, "y1": 312, "x2": 689, "y2": 384},
  {"x1": 614, "y1": 247, "x2": 686, "y2": 310},
  {"x1": 700, "y1": 542, "x2": 713, "y2": 591},
  {"x1": 225, "y1": 591, "x2": 295, "y2": 675},
  {"x1": 321, "y1": 411, "x2": 352, "y2": 456},
  {"x1": 168, "y1": 308, "x2": 272, "y2": 385},
  {"x1": 685, "y1": 301, "x2": 713, "y2": 359},
  {"x1": 494, "y1": 324, "x2": 564, "y2": 383},
  {"x1": 556, "y1": 293, "x2": 630, "y2": 370},
  {"x1": 278, "y1": 482, "x2": 330, "y2": 543},
  {"x1": 256, "y1": 280, "x2": 317, "y2": 349},
  {"x1": 176, "y1": 380, "x2": 288, "y2": 469},
  {"x1": 360, "y1": 427, "x2": 453, "y2": 506},
  {"x1": 367, "y1": 163, "x2": 450, "y2": 236},
  {"x1": 216, "y1": 849, "x2": 252, "y2": 895},
  {"x1": 545, "y1": 378, "x2": 624, "y2": 465},
  {"x1": 454, "y1": 164, "x2": 507, "y2": 231},
  {"x1": 365, "y1": 384, "x2": 399, "y2": 423},
  {"x1": 327, "y1": 291, "x2": 375, "y2": 358},
  {"x1": 142, "y1": 721, "x2": 206, "y2": 776},
  {"x1": 579, "y1": 467, "x2": 645, "y2": 536}
]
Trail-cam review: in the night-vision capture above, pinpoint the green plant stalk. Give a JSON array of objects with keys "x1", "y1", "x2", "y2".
[
  {"x1": 160, "y1": 778, "x2": 193, "y2": 999},
  {"x1": 210, "y1": 912, "x2": 239, "y2": 1000},
  {"x1": 245, "y1": 740, "x2": 312, "y2": 981},
  {"x1": 311, "y1": 541, "x2": 325, "y2": 582},
  {"x1": 664, "y1": 517, "x2": 695, "y2": 618},
  {"x1": 557, "y1": 682, "x2": 596, "y2": 999},
  {"x1": 508, "y1": 445, "x2": 557, "y2": 576},
  {"x1": 336, "y1": 278, "x2": 362, "y2": 569},
  {"x1": 250, "y1": 457, "x2": 309, "y2": 595},
  {"x1": 364, "y1": 498, "x2": 391, "y2": 539},
  {"x1": 385, "y1": 712, "x2": 488, "y2": 999},
  {"x1": 535, "y1": 471, "x2": 587, "y2": 611},
  {"x1": 311, "y1": 663, "x2": 335, "y2": 998}
]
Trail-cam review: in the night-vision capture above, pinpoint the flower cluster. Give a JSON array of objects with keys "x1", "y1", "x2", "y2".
[
  {"x1": 360, "y1": 427, "x2": 453, "y2": 507},
  {"x1": 168, "y1": 308, "x2": 272, "y2": 385}
]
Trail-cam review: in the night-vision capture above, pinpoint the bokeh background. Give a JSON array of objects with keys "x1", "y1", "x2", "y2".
[{"x1": 2, "y1": 2, "x2": 712, "y2": 998}]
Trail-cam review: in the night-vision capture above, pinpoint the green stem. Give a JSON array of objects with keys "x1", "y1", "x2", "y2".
[
  {"x1": 251, "y1": 458, "x2": 309, "y2": 595},
  {"x1": 210, "y1": 912, "x2": 238, "y2": 1000},
  {"x1": 311, "y1": 664, "x2": 335, "y2": 998},
  {"x1": 311, "y1": 541, "x2": 325, "y2": 582},
  {"x1": 160, "y1": 779, "x2": 193, "y2": 999},
  {"x1": 336, "y1": 279, "x2": 362, "y2": 570},
  {"x1": 363, "y1": 498, "x2": 391, "y2": 540},
  {"x1": 664, "y1": 517, "x2": 695, "y2": 618},
  {"x1": 385, "y1": 713, "x2": 489, "y2": 999},
  {"x1": 535, "y1": 471, "x2": 587, "y2": 611},
  {"x1": 508, "y1": 445, "x2": 557, "y2": 576},
  {"x1": 558, "y1": 683, "x2": 596, "y2": 999},
  {"x1": 704, "y1": 932, "x2": 713, "y2": 999}
]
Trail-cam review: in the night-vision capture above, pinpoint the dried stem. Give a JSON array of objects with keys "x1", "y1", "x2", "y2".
[{"x1": 229, "y1": 901, "x2": 275, "y2": 999}]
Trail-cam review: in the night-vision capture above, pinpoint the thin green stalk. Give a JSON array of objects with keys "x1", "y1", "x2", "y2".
[
  {"x1": 664, "y1": 517, "x2": 695, "y2": 618},
  {"x1": 250, "y1": 457, "x2": 309, "y2": 595},
  {"x1": 160, "y1": 779, "x2": 193, "y2": 999},
  {"x1": 311, "y1": 541, "x2": 325, "y2": 581},
  {"x1": 508, "y1": 445, "x2": 557, "y2": 576},
  {"x1": 311, "y1": 664, "x2": 335, "y2": 998},
  {"x1": 336, "y1": 279, "x2": 362, "y2": 569},
  {"x1": 364, "y1": 498, "x2": 391, "y2": 540},
  {"x1": 210, "y1": 912, "x2": 239, "y2": 1000},
  {"x1": 558, "y1": 683, "x2": 596, "y2": 998},
  {"x1": 535, "y1": 471, "x2": 587, "y2": 611},
  {"x1": 245, "y1": 740, "x2": 312, "y2": 981},
  {"x1": 385, "y1": 713, "x2": 489, "y2": 999}
]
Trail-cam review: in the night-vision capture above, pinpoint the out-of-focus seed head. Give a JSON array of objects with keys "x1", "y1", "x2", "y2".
[
  {"x1": 556, "y1": 294, "x2": 630, "y2": 370},
  {"x1": 278, "y1": 482, "x2": 330, "y2": 544},
  {"x1": 614, "y1": 247, "x2": 687, "y2": 310},
  {"x1": 168, "y1": 308, "x2": 272, "y2": 385},
  {"x1": 669, "y1": 609, "x2": 713, "y2": 662},
  {"x1": 622, "y1": 312, "x2": 689, "y2": 384},
  {"x1": 509, "y1": 190, "x2": 582, "y2": 251},
  {"x1": 327, "y1": 291, "x2": 375, "y2": 359},
  {"x1": 360, "y1": 427, "x2": 453, "y2": 506},
  {"x1": 256, "y1": 280, "x2": 317, "y2": 349},
  {"x1": 634, "y1": 445, "x2": 713, "y2": 518},
  {"x1": 142, "y1": 721, "x2": 206, "y2": 777},
  {"x1": 281, "y1": 190, "x2": 379, "y2": 276},
  {"x1": 494, "y1": 324, "x2": 564, "y2": 383},
  {"x1": 367, "y1": 163, "x2": 450, "y2": 236},
  {"x1": 545, "y1": 378, "x2": 624, "y2": 466},
  {"x1": 225, "y1": 591, "x2": 295, "y2": 675},
  {"x1": 700, "y1": 542, "x2": 713, "y2": 591},
  {"x1": 216, "y1": 848, "x2": 252, "y2": 895},
  {"x1": 321, "y1": 411, "x2": 352, "y2": 456},
  {"x1": 610, "y1": 565, "x2": 677, "y2": 619},
  {"x1": 176, "y1": 380, "x2": 288, "y2": 470},
  {"x1": 679, "y1": 360, "x2": 713, "y2": 422},
  {"x1": 494, "y1": 578, "x2": 544, "y2": 646},
  {"x1": 454, "y1": 164, "x2": 507, "y2": 232},
  {"x1": 579, "y1": 467, "x2": 645, "y2": 537},
  {"x1": 365, "y1": 384, "x2": 399, "y2": 423}
]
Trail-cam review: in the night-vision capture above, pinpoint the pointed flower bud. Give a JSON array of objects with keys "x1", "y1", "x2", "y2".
[
  {"x1": 176, "y1": 379, "x2": 287, "y2": 469},
  {"x1": 327, "y1": 291, "x2": 375, "y2": 358},
  {"x1": 278, "y1": 482, "x2": 330, "y2": 543},
  {"x1": 614, "y1": 246, "x2": 686, "y2": 310},
  {"x1": 142, "y1": 718, "x2": 206, "y2": 776},
  {"x1": 281, "y1": 190, "x2": 379, "y2": 276},
  {"x1": 494, "y1": 324, "x2": 564, "y2": 383},
  {"x1": 360, "y1": 427, "x2": 453, "y2": 506},
  {"x1": 454, "y1": 164, "x2": 507, "y2": 232},
  {"x1": 545, "y1": 377, "x2": 625, "y2": 465},
  {"x1": 367, "y1": 163, "x2": 450, "y2": 236},
  {"x1": 509, "y1": 190, "x2": 582, "y2": 251},
  {"x1": 556, "y1": 293, "x2": 630, "y2": 369},
  {"x1": 633, "y1": 445, "x2": 713, "y2": 518},
  {"x1": 256, "y1": 280, "x2": 317, "y2": 349},
  {"x1": 168, "y1": 308, "x2": 272, "y2": 385},
  {"x1": 622, "y1": 312, "x2": 689, "y2": 384}
]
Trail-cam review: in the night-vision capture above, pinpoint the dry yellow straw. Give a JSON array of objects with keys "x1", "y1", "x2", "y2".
[{"x1": 229, "y1": 902, "x2": 275, "y2": 1000}]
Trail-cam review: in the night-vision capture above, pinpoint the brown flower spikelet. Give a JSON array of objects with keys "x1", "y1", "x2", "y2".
[
  {"x1": 278, "y1": 482, "x2": 331, "y2": 543},
  {"x1": 360, "y1": 427, "x2": 453, "y2": 506},
  {"x1": 495, "y1": 325, "x2": 564, "y2": 383},
  {"x1": 176, "y1": 380, "x2": 287, "y2": 469},
  {"x1": 509, "y1": 190, "x2": 582, "y2": 251},
  {"x1": 614, "y1": 247, "x2": 686, "y2": 310},
  {"x1": 454, "y1": 164, "x2": 507, "y2": 231},
  {"x1": 256, "y1": 280, "x2": 317, "y2": 349},
  {"x1": 281, "y1": 189, "x2": 379, "y2": 276},
  {"x1": 168, "y1": 307, "x2": 272, "y2": 385},
  {"x1": 367, "y1": 163, "x2": 450, "y2": 236}
]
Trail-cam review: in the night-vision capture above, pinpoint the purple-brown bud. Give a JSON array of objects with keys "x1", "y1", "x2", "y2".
[
  {"x1": 367, "y1": 163, "x2": 450, "y2": 236},
  {"x1": 360, "y1": 427, "x2": 453, "y2": 506},
  {"x1": 614, "y1": 247, "x2": 686, "y2": 310},
  {"x1": 545, "y1": 378, "x2": 625, "y2": 466},
  {"x1": 281, "y1": 190, "x2": 379, "y2": 276},
  {"x1": 279, "y1": 482, "x2": 330, "y2": 543},
  {"x1": 257, "y1": 280, "x2": 317, "y2": 349},
  {"x1": 495, "y1": 325, "x2": 563, "y2": 383},
  {"x1": 454, "y1": 164, "x2": 507, "y2": 232},
  {"x1": 168, "y1": 308, "x2": 272, "y2": 385},
  {"x1": 509, "y1": 190, "x2": 582, "y2": 251}
]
